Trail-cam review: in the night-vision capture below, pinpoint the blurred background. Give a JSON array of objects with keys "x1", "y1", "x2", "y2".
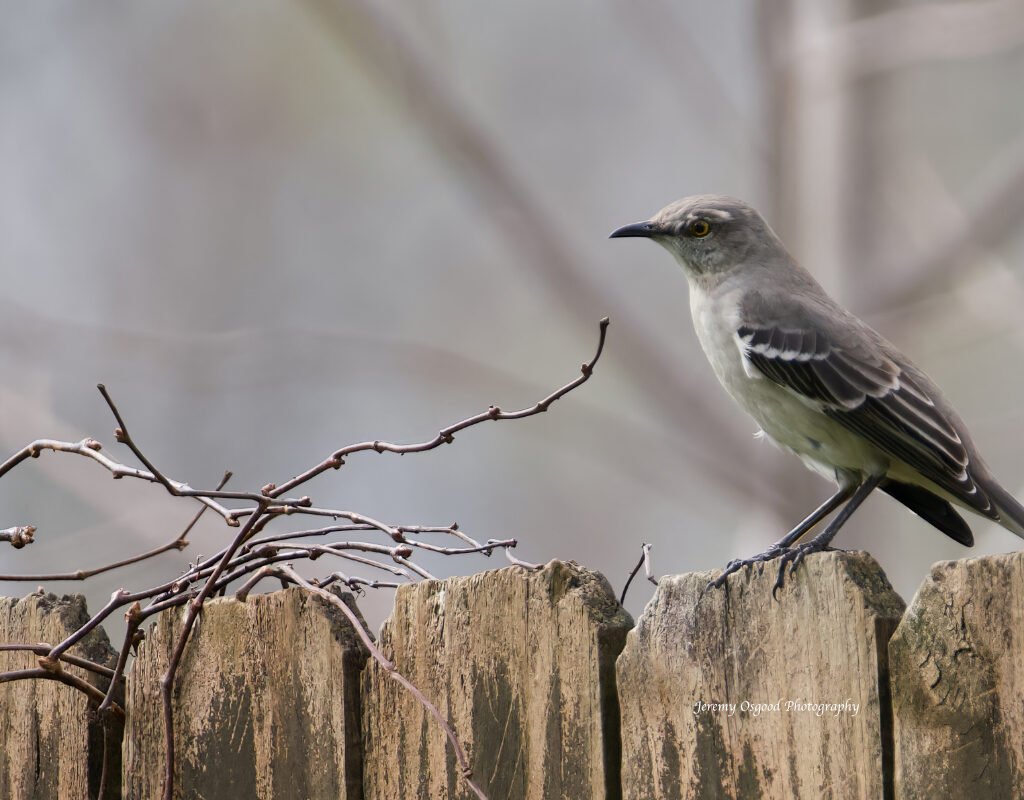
[{"x1": 4, "y1": 0, "x2": 1024, "y2": 631}]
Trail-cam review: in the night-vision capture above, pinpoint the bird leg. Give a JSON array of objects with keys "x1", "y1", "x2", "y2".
[
  {"x1": 769, "y1": 474, "x2": 883, "y2": 598},
  {"x1": 707, "y1": 483, "x2": 857, "y2": 591}
]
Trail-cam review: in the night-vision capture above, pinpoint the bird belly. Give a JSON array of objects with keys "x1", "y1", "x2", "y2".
[{"x1": 689, "y1": 284, "x2": 887, "y2": 482}]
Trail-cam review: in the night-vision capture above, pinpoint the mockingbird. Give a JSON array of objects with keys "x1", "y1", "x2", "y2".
[{"x1": 611, "y1": 195, "x2": 1024, "y2": 593}]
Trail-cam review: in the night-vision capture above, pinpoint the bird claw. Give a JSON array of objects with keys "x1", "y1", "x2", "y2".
[
  {"x1": 710, "y1": 539, "x2": 836, "y2": 598},
  {"x1": 706, "y1": 543, "x2": 790, "y2": 592},
  {"x1": 769, "y1": 540, "x2": 836, "y2": 599}
]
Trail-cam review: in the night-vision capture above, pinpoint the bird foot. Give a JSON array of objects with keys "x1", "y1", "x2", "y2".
[
  {"x1": 706, "y1": 539, "x2": 836, "y2": 598},
  {"x1": 706, "y1": 544, "x2": 788, "y2": 591}
]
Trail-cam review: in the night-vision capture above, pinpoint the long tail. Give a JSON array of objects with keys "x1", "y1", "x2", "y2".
[
  {"x1": 984, "y1": 478, "x2": 1024, "y2": 538},
  {"x1": 880, "y1": 479, "x2": 974, "y2": 546}
]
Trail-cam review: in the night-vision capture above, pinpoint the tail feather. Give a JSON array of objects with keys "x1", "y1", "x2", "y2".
[
  {"x1": 985, "y1": 478, "x2": 1024, "y2": 538},
  {"x1": 880, "y1": 479, "x2": 974, "y2": 546}
]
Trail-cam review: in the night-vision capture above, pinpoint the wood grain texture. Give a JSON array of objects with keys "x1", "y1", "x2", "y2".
[
  {"x1": 123, "y1": 587, "x2": 368, "y2": 800},
  {"x1": 0, "y1": 592, "x2": 120, "y2": 800},
  {"x1": 361, "y1": 560, "x2": 633, "y2": 800},
  {"x1": 617, "y1": 551, "x2": 905, "y2": 800},
  {"x1": 890, "y1": 551, "x2": 1024, "y2": 798}
]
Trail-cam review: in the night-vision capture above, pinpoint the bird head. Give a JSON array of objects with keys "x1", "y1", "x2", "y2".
[{"x1": 610, "y1": 195, "x2": 783, "y2": 284}]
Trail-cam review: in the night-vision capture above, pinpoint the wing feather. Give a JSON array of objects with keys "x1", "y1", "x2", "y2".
[{"x1": 737, "y1": 320, "x2": 993, "y2": 517}]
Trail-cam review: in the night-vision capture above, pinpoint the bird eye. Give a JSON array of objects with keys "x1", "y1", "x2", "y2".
[{"x1": 689, "y1": 219, "x2": 711, "y2": 238}]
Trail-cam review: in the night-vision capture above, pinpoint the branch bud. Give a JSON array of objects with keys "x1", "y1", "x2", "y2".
[
  {"x1": 37, "y1": 655, "x2": 62, "y2": 674},
  {"x1": 124, "y1": 601, "x2": 143, "y2": 625}
]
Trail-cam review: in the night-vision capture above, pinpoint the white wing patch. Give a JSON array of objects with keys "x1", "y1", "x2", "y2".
[{"x1": 734, "y1": 330, "x2": 762, "y2": 379}]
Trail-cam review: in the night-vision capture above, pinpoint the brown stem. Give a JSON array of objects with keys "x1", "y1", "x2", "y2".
[{"x1": 273, "y1": 565, "x2": 490, "y2": 800}]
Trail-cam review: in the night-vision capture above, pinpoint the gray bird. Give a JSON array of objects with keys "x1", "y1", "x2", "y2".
[{"x1": 611, "y1": 195, "x2": 1024, "y2": 593}]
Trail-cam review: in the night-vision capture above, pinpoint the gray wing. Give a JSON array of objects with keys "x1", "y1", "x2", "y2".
[{"x1": 735, "y1": 296, "x2": 996, "y2": 519}]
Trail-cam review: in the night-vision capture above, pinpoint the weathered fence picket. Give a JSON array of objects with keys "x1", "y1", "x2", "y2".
[
  {"x1": 124, "y1": 588, "x2": 367, "y2": 799},
  {"x1": 0, "y1": 593, "x2": 120, "y2": 800},
  {"x1": 362, "y1": 561, "x2": 632, "y2": 800},
  {"x1": 890, "y1": 551, "x2": 1024, "y2": 798},
  {"x1": 617, "y1": 552, "x2": 905, "y2": 799},
  {"x1": 4, "y1": 552, "x2": 1024, "y2": 798}
]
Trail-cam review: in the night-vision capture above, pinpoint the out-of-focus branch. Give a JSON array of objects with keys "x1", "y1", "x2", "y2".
[
  {"x1": 796, "y1": 0, "x2": 1024, "y2": 81},
  {"x1": 871, "y1": 136, "x2": 1024, "y2": 314},
  {"x1": 301, "y1": 0, "x2": 779, "y2": 513},
  {"x1": 611, "y1": 0, "x2": 763, "y2": 160}
]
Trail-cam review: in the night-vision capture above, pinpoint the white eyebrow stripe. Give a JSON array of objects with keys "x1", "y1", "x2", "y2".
[{"x1": 701, "y1": 209, "x2": 734, "y2": 221}]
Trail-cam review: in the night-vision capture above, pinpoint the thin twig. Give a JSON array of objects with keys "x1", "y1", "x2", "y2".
[
  {"x1": 98, "y1": 608, "x2": 141, "y2": 717},
  {"x1": 268, "y1": 317, "x2": 609, "y2": 498},
  {"x1": 620, "y1": 543, "x2": 658, "y2": 605},
  {"x1": 159, "y1": 505, "x2": 267, "y2": 800},
  {"x1": 98, "y1": 725, "x2": 111, "y2": 800},
  {"x1": 0, "y1": 321, "x2": 611, "y2": 799},
  {"x1": 0, "y1": 472, "x2": 229, "y2": 582},
  {"x1": 97, "y1": 385, "x2": 312, "y2": 510},
  {"x1": 0, "y1": 643, "x2": 119, "y2": 679},
  {"x1": 317, "y1": 572, "x2": 402, "y2": 592},
  {"x1": 503, "y1": 548, "x2": 543, "y2": 570},
  {"x1": 272, "y1": 565, "x2": 490, "y2": 800},
  {"x1": 0, "y1": 668, "x2": 124, "y2": 719},
  {"x1": 47, "y1": 589, "x2": 132, "y2": 660},
  {"x1": 0, "y1": 438, "x2": 236, "y2": 524}
]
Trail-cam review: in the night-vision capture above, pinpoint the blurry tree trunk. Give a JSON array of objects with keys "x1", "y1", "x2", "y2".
[{"x1": 756, "y1": 0, "x2": 893, "y2": 528}]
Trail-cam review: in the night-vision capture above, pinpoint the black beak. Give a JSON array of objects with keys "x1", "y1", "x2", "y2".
[{"x1": 609, "y1": 221, "x2": 659, "y2": 239}]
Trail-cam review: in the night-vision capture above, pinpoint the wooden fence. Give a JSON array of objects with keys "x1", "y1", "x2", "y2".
[{"x1": 1, "y1": 550, "x2": 1022, "y2": 799}]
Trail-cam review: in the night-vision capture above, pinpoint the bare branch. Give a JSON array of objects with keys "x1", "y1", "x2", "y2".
[
  {"x1": 270, "y1": 564, "x2": 490, "y2": 800},
  {"x1": 620, "y1": 543, "x2": 659, "y2": 605},
  {"x1": 47, "y1": 589, "x2": 133, "y2": 661},
  {"x1": 0, "y1": 438, "x2": 236, "y2": 525},
  {"x1": 503, "y1": 548, "x2": 543, "y2": 570},
  {"x1": 0, "y1": 322, "x2": 610, "y2": 799},
  {"x1": 98, "y1": 610, "x2": 141, "y2": 717},
  {"x1": 797, "y1": 0, "x2": 1024, "y2": 81},
  {"x1": 0, "y1": 472, "x2": 229, "y2": 582},
  {"x1": 270, "y1": 318, "x2": 609, "y2": 498},
  {"x1": 0, "y1": 643, "x2": 119, "y2": 680},
  {"x1": 317, "y1": 572, "x2": 402, "y2": 592},
  {"x1": 158, "y1": 505, "x2": 266, "y2": 800},
  {"x1": 0, "y1": 667, "x2": 124, "y2": 719},
  {"x1": 98, "y1": 384, "x2": 313, "y2": 511},
  {"x1": 871, "y1": 136, "x2": 1024, "y2": 313}
]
